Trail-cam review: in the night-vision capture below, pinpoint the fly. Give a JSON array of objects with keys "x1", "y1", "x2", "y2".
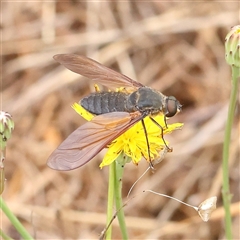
[{"x1": 47, "y1": 54, "x2": 182, "y2": 170}]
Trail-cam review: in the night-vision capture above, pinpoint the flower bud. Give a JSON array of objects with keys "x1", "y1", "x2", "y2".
[
  {"x1": 0, "y1": 111, "x2": 14, "y2": 150},
  {"x1": 225, "y1": 25, "x2": 240, "y2": 67}
]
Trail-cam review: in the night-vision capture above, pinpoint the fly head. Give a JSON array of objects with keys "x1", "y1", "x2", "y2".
[{"x1": 164, "y1": 96, "x2": 182, "y2": 117}]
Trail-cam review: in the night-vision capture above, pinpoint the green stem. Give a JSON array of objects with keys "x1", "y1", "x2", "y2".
[
  {"x1": 114, "y1": 155, "x2": 128, "y2": 240},
  {"x1": 105, "y1": 162, "x2": 115, "y2": 240},
  {"x1": 0, "y1": 149, "x2": 6, "y2": 194},
  {"x1": 0, "y1": 197, "x2": 34, "y2": 240},
  {"x1": 222, "y1": 65, "x2": 239, "y2": 240}
]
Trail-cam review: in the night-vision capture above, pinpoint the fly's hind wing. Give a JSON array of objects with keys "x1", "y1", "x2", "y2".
[{"x1": 47, "y1": 112, "x2": 143, "y2": 170}]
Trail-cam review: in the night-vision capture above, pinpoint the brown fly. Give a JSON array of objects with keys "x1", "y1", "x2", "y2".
[{"x1": 47, "y1": 54, "x2": 182, "y2": 171}]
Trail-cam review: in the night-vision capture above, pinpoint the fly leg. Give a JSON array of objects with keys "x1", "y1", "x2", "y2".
[
  {"x1": 163, "y1": 115, "x2": 168, "y2": 129},
  {"x1": 141, "y1": 119, "x2": 155, "y2": 169},
  {"x1": 149, "y1": 117, "x2": 172, "y2": 152}
]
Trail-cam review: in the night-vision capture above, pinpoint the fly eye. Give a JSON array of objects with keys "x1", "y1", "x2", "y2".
[{"x1": 165, "y1": 96, "x2": 179, "y2": 117}]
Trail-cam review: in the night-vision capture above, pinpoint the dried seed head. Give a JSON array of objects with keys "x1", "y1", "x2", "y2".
[{"x1": 197, "y1": 196, "x2": 217, "y2": 222}]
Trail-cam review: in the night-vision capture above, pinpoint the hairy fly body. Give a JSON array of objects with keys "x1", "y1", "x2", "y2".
[{"x1": 81, "y1": 87, "x2": 179, "y2": 117}]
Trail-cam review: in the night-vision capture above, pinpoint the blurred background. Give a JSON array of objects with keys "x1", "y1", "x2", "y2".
[{"x1": 1, "y1": 1, "x2": 239, "y2": 239}]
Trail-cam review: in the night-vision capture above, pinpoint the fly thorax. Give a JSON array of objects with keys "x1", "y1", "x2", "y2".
[
  {"x1": 125, "y1": 91, "x2": 138, "y2": 112},
  {"x1": 126, "y1": 87, "x2": 164, "y2": 113}
]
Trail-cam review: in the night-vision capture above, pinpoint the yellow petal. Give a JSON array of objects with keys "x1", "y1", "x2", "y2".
[
  {"x1": 100, "y1": 149, "x2": 121, "y2": 168},
  {"x1": 71, "y1": 103, "x2": 94, "y2": 121}
]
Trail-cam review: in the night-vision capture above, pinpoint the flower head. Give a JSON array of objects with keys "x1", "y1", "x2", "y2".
[
  {"x1": 72, "y1": 103, "x2": 183, "y2": 168},
  {"x1": 225, "y1": 25, "x2": 240, "y2": 68}
]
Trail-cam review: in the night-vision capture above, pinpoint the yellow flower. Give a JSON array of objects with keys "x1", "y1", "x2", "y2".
[{"x1": 72, "y1": 103, "x2": 183, "y2": 168}]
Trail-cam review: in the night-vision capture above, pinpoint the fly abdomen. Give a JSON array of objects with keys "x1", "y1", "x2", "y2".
[{"x1": 80, "y1": 92, "x2": 129, "y2": 115}]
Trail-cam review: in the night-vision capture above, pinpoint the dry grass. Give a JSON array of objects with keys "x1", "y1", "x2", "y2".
[{"x1": 2, "y1": 2, "x2": 239, "y2": 239}]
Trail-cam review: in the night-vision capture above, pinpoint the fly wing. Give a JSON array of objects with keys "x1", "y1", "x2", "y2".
[
  {"x1": 47, "y1": 112, "x2": 143, "y2": 171},
  {"x1": 53, "y1": 54, "x2": 144, "y2": 90}
]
